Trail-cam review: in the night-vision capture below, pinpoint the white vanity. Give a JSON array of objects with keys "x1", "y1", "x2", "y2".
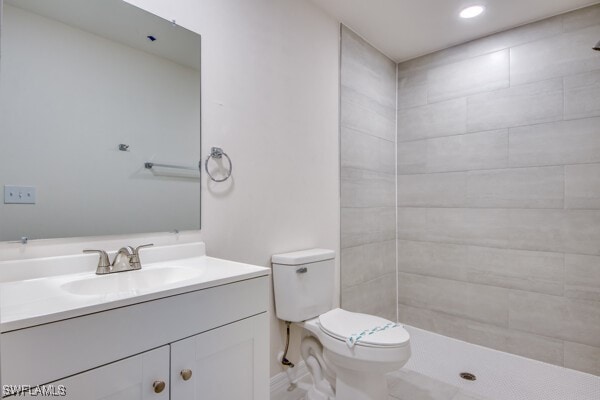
[{"x1": 0, "y1": 242, "x2": 270, "y2": 399}]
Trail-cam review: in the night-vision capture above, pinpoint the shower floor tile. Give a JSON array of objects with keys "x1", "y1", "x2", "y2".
[
  {"x1": 271, "y1": 368, "x2": 489, "y2": 400},
  {"x1": 271, "y1": 326, "x2": 600, "y2": 400}
]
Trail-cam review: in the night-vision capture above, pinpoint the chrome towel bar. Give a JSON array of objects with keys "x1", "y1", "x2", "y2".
[{"x1": 144, "y1": 162, "x2": 200, "y2": 171}]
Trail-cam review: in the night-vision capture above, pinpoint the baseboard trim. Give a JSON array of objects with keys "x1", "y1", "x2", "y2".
[{"x1": 270, "y1": 361, "x2": 309, "y2": 395}]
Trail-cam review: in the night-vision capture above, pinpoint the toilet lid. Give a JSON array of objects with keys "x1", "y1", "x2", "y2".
[{"x1": 318, "y1": 309, "x2": 409, "y2": 347}]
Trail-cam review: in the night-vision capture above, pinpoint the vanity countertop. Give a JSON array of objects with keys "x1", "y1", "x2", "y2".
[{"x1": 0, "y1": 243, "x2": 270, "y2": 332}]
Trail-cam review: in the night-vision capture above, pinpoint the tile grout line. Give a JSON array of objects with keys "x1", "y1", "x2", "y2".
[
  {"x1": 397, "y1": 108, "x2": 600, "y2": 146},
  {"x1": 395, "y1": 59, "x2": 400, "y2": 323}
]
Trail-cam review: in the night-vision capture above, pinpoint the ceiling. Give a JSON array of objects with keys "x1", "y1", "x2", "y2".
[{"x1": 310, "y1": 0, "x2": 600, "y2": 62}]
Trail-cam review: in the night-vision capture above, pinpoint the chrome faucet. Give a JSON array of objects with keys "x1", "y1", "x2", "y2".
[
  {"x1": 84, "y1": 244, "x2": 154, "y2": 275},
  {"x1": 112, "y1": 246, "x2": 135, "y2": 272}
]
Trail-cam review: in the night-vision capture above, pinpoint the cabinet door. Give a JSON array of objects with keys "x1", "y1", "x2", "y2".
[
  {"x1": 19, "y1": 346, "x2": 170, "y2": 400},
  {"x1": 171, "y1": 313, "x2": 268, "y2": 400}
]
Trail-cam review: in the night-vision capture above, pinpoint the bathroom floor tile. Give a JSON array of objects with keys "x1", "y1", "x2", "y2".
[
  {"x1": 452, "y1": 390, "x2": 491, "y2": 400},
  {"x1": 272, "y1": 368, "x2": 486, "y2": 400},
  {"x1": 387, "y1": 369, "x2": 460, "y2": 400}
]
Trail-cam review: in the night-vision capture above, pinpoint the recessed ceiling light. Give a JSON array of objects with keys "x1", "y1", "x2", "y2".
[{"x1": 459, "y1": 5, "x2": 485, "y2": 19}]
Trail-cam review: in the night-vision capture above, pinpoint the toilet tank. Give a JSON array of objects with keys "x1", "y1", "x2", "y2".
[{"x1": 272, "y1": 248, "x2": 336, "y2": 322}]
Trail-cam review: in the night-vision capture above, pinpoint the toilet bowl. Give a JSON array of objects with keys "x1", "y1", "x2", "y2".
[
  {"x1": 301, "y1": 309, "x2": 411, "y2": 400},
  {"x1": 272, "y1": 249, "x2": 411, "y2": 400}
]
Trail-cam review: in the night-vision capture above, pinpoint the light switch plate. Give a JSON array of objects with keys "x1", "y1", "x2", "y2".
[{"x1": 4, "y1": 185, "x2": 36, "y2": 204}]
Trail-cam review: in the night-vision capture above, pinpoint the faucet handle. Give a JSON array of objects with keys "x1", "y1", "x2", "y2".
[
  {"x1": 83, "y1": 250, "x2": 111, "y2": 275},
  {"x1": 130, "y1": 243, "x2": 154, "y2": 270},
  {"x1": 134, "y1": 243, "x2": 154, "y2": 254}
]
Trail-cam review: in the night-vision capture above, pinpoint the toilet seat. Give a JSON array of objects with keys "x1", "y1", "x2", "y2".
[
  {"x1": 300, "y1": 308, "x2": 411, "y2": 374},
  {"x1": 318, "y1": 309, "x2": 409, "y2": 348}
]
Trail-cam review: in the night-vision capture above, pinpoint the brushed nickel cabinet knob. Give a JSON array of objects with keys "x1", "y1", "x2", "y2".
[
  {"x1": 181, "y1": 369, "x2": 193, "y2": 381},
  {"x1": 153, "y1": 380, "x2": 166, "y2": 394}
]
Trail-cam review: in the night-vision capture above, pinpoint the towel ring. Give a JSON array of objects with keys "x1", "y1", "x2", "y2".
[{"x1": 204, "y1": 147, "x2": 232, "y2": 182}]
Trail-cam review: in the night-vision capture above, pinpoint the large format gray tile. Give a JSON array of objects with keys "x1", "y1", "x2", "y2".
[
  {"x1": 398, "y1": 305, "x2": 565, "y2": 366},
  {"x1": 467, "y1": 78, "x2": 563, "y2": 132},
  {"x1": 341, "y1": 26, "x2": 396, "y2": 143},
  {"x1": 467, "y1": 246, "x2": 564, "y2": 296},
  {"x1": 397, "y1": 140, "x2": 428, "y2": 174},
  {"x1": 565, "y1": 163, "x2": 600, "y2": 209},
  {"x1": 398, "y1": 69, "x2": 428, "y2": 110},
  {"x1": 466, "y1": 166, "x2": 564, "y2": 209},
  {"x1": 387, "y1": 369, "x2": 459, "y2": 400},
  {"x1": 341, "y1": 84, "x2": 397, "y2": 121},
  {"x1": 426, "y1": 208, "x2": 510, "y2": 249},
  {"x1": 341, "y1": 126, "x2": 395, "y2": 174},
  {"x1": 425, "y1": 129, "x2": 508, "y2": 173},
  {"x1": 563, "y1": 341, "x2": 600, "y2": 376},
  {"x1": 509, "y1": 291, "x2": 600, "y2": 347},
  {"x1": 564, "y1": 69, "x2": 600, "y2": 120},
  {"x1": 341, "y1": 167, "x2": 395, "y2": 208},
  {"x1": 397, "y1": 240, "x2": 468, "y2": 281},
  {"x1": 342, "y1": 273, "x2": 397, "y2": 321},
  {"x1": 396, "y1": 208, "x2": 429, "y2": 242},
  {"x1": 341, "y1": 26, "x2": 396, "y2": 109},
  {"x1": 396, "y1": 129, "x2": 512, "y2": 174},
  {"x1": 398, "y1": 240, "x2": 565, "y2": 296},
  {"x1": 563, "y1": 3, "x2": 600, "y2": 32},
  {"x1": 398, "y1": 272, "x2": 510, "y2": 327},
  {"x1": 510, "y1": 25, "x2": 600, "y2": 85},
  {"x1": 509, "y1": 118, "x2": 600, "y2": 167},
  {"x1": 467, "y1": 15, "x2": 563, "y2": 58},
  {"x1": 341, "y1": 207, "x2": 396, "y2": 248},
  {"x1": 463, "y1": 320, "x2": 565, "y2": 367},
  {"x1": 398, "y1": 45, "x2": 469, "y2": 74},
  {"x1": 341, "y1": 240, "x2": 396, "y2": 289},
  {"x1": 397, "y1": 208, "x2": 513, "y2": 248},
  {"x1": 508, "y1": 209, "x2": 600, "y2": 255},
  {"x1": 397, "y1": 98, "x2": 467, "y2": 142},
  {"x1": 397, "y1": 172, "x2": 467, "y2": 207},
  {"x1": 341, "y1": 60, "x2": 396, "y2": 110},
  {"x1": 565, "y1": 253, "x2": 600, "y2": 302},
  {"x1": 399, "y1": 304, "x2": 468, "y2": 344},
  {"x1": 341, "y1": 93, "x2": 396, "y2": 142},
  {"x1": 397, "y1": 208, "x2": 512, "y2": 249},
  {"x1": 397, "y1": 130, "x2": 510, "y2": 175},
  {"x1": 427, "y1": 50, "x2": 509, "y2": 103}
]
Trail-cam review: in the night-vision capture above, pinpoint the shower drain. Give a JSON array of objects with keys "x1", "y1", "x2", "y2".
[{"x1": 460, "y1": 372, "x2": 477, "y2": 381}]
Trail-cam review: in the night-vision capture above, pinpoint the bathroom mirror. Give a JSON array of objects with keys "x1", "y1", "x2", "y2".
[{"x1": 0, "y1": 0, "x2": 201, "y2": 241}]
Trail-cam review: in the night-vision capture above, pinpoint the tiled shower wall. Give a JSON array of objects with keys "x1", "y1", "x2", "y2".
[
  {"x1": 340, "y1": 26, "x2": 397, "y2": 321},
  {"x1": 396, "y1": 5, "x2": 600, "y2": 376}
]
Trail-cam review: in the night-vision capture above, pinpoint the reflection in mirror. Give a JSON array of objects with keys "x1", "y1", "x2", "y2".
[{"x1": 0, "y1": 0, "x2": 201, "y2": 241}]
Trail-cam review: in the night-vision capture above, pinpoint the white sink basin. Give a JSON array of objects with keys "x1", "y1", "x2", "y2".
[
  {"x1": 60, "y1": 266, "x2": 203, "y2": 296},
  {"x1": 0, "y1": 242, "x2": 271, "y2": 333}
]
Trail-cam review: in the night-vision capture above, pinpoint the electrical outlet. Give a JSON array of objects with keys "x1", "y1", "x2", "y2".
[{"x1": 4, "y1": 185, "x2": 36, "y2": 204}]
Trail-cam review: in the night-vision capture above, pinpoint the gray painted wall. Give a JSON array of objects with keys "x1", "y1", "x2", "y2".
[
  {"x1": 396, "y1": 4, "x2": 600, "y2": 376},
  {"x1": 340, "y1": 26, "x2": 397, "y2": 321}
]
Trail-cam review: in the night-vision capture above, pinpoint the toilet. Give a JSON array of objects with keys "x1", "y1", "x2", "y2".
[{"x1": 272, "y1": 249, "x2": 411, "y2": 400}]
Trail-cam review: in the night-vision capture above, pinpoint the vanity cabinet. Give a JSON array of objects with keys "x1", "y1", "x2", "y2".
[
  {"x1": 28, "y1": 346, "x2": 170, "y2": 400},
  {"x1": 25, "y1": 314, "x2": 268, "y2": 399},
  {"x1": 171, "y1": 314, "x2": 268, "y2": 399},
  {"x1": 2, "y1": 275, "x2": 269, "y2": 399}
]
